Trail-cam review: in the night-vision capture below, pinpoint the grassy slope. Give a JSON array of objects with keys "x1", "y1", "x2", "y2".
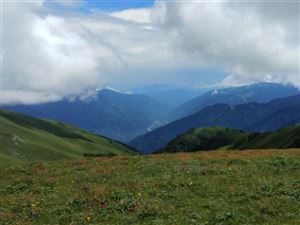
[
  {"x1": 236, "y1": 125, "x2": 300, "y2": 149},
  {"x1": 0, "y1": 149, "x2": 300, "y2": 225},
  {"x1": 0, "y1": 110, "x2": 135, "y2": 164},
  {"x1": 161, "y1": 125, "x2": 300, "y2": 153},
  {"x1": 161, "y1": 126, "x2": 248, "y2": 153}
]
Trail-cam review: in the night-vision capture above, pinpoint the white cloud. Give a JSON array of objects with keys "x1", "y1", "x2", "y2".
[
  {"x1": 110, "y1": 8, "x2": 152, "y2": 24},
  {"x1": 157, "y1": 1, "x2": 299, "y2": 87},
  {"x1": 2, "y1": 0, "x2": 299, "y2": 104},
  {"x1": 3, "y1": 1, "x2": 122, "y2": 104}
]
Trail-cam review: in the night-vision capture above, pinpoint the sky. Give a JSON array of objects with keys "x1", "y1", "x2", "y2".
[
  {"x1": 2, "y1": 0, "x2": 300, "y2": 104},
  {"x1": 44, "y1": 0, "x2": 155, "y2": 13}
]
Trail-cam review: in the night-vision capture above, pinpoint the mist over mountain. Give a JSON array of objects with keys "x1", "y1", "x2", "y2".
[
  {"x1": 132, "y1": 84, "x2": 208, "y2": 107},
  {"x1": 5, "y1": 89, "x2": 171, "y2": 143},
  {"x1": 131, "y1": 94, "x2": 300, "y2": 153},
  {"x1": 169, "y1": 82, "x2": 300, "y2": 121}
]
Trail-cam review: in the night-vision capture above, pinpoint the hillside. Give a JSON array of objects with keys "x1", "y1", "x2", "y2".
[
  {"x1": 160, "y1": 126, "x2": 248, "y2": 153},
  {"x1": 160, "y1": 126, "x2": 300, "y2": 153},
  {"x1": 131, "y1": 95, "x2": 300, "y2": 153},
  {"x1": 0, "y1": 110, "x2": 135, "y2": 164},
  {"x1": 1, "y1": 150, "x2": 300, "y2": 224},
  {"x1": 235, "y1": 125, "x2": 300, "y2": 150},
  {"x1": 4, "y1": 89, "x2": 171, "y2": 143},
  {"x1": 169, "y1": 82, "x2": 299, "y2": 121}
]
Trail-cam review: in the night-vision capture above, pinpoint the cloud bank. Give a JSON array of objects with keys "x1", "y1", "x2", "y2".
[
  {"x1": 2, "y1": 0, "x2": 299, "y2": 104},
  {"x1": 157, "y1": 1, "x2": 299, "y2": 86}
]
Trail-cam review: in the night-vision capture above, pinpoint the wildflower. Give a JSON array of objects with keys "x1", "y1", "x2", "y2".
[{"x1": 86, "y1": 216, "x2": 91, "y2": 222}]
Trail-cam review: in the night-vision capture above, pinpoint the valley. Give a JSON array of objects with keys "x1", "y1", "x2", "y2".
[
  {"x1": 131, "y1": 94, "x2": 300, "y2": 153},
  {"x1": 5, "y1": 89, "x2": 171, "y2": 143}
]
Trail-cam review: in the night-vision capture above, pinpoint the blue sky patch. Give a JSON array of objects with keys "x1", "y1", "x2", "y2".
[
  {"x1": 44, "y1": 0, "x2": 155, "y2": 13},
  {"x1": 85, "y1": 0, "x2": 155, "y2": 12}
]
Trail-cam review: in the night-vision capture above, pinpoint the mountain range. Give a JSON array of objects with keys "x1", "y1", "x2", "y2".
[
  {"x1": 131, "y1": 94, "x2": 300, "y2": 153},
  {"x1": 4, "y1": 89, "x2": 171, "y2": 143},
  {"x1": 168, "y1": 82, "x2": 300, "y2": 121},
  {"x1": 4, "y1": 82, "x2": 300, "y2": 152}
]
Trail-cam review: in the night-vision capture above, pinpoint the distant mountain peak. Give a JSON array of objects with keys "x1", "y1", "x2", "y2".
[
  {"x1": 103, "y1": 86, "x2": 132, "y2": 95},
  {"x1": 168, "y1": 82, "x2": 300, "y2": 121},
  {"x1": 211, "y1": 89, "x2": 219, "y2": 95}
]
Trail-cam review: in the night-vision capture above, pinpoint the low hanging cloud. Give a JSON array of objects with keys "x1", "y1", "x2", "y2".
[
  {"x1": 3, "y1": 0, "x2": 172, "y2": 105},
  {"x1": 3, "y1": 1, "x2": 122, "y2": 105},
  {"x1": 2, "y1": 0, "x2": 299, "y2": 105}
]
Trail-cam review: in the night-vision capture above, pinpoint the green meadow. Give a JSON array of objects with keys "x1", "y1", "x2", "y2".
[
  {"x1": 1, "y1": 149, "x2": 300, "y2": 225},
  {"x1": 0, "y1": 110, "x2": 135, "y2": 165}
]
